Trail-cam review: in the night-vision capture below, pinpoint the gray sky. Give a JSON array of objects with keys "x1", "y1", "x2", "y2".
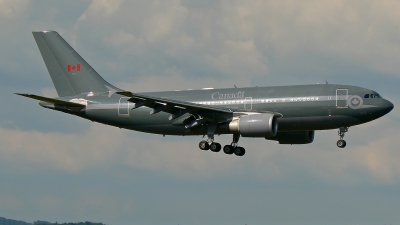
[{"x1": 1, "y1": 0, "x2": 400, "y2": 224}]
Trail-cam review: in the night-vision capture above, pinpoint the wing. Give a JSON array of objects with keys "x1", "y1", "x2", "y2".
[{"x1": 117, "y1": 91, "x2": 234, "y2": 124}]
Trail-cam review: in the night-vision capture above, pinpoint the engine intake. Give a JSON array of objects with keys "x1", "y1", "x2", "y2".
[{"x1": 229, "y1": 113, "x2": 278, "y2": 137}]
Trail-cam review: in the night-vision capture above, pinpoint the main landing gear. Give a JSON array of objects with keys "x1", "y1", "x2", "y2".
[
  {"x1": 199, "y1": 123, "x2": 222, "y2": 152},
  {"x1": 199, "y1": 133, "x2": 245, "y2": 156},
  {"x1": 199, "y1": 140, "x2": 221, "y2": 152},
  {"x1": 222, "y1": 133, "x2": 245, "y2": 156},
  {"x1": 337, "y1": 126, "x2": 348, "y2": 148}
]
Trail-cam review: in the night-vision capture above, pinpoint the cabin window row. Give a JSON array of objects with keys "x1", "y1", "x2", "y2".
[
  {"x1": 196, "y1": 100, "x2": 245, "y2": 105},
  {"x1": 195, "y1": 96, "x2": 320, "y2": 105}
]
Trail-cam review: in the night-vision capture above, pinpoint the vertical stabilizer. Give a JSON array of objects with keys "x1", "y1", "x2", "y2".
[{"x1": 32, "y1": 31, "x2": 120, "y2": 97}]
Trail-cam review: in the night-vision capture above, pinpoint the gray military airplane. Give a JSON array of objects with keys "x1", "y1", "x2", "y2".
[{"x1": 16, "y1": 31, "x2": 394, "y2": 156}]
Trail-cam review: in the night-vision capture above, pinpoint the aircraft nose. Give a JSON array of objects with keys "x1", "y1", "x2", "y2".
[{"x1": 382, "y1": 99, "x2": 394, "y2": 115}]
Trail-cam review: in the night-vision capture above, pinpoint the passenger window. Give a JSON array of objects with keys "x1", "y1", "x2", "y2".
[{"x1": 364, "y1": 94, "x2": 369, "y2": 99}]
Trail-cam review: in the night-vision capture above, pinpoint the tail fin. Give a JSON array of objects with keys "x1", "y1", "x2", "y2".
[{"x1": 32, "y1": 31, "x2": 120, "y2": 97}]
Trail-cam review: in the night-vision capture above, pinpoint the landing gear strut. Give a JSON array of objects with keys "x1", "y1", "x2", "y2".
[{"x1": 337, "y1": 127, "x2": 348, "y2": 148}]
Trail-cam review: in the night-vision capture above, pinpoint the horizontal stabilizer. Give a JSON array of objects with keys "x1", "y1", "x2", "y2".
[{"x1": 15, "y1": 93, "x2": 86, "y2": 108}]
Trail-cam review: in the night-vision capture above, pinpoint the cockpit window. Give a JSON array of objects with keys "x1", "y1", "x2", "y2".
[
  {"x1": 364, "y1": 93, "x2": 382, "y2": 99},
  {"x1": 372, "y1": 94, "x2": 381, "y2": 98}
]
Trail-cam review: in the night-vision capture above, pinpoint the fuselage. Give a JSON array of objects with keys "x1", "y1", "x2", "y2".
[{"x1": 40, "y1": 84, "x2": 394, "y2": 136}]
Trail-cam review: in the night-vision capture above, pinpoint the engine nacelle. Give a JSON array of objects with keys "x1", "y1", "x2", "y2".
[
  {"x1": 229, "y1": 113, "x2": 278, "y2": 137},
  {"x1": 266, "y1": 131, "x2": 315, "y2": 144}
]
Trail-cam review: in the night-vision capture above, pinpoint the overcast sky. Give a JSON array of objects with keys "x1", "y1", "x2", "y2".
[{"x1": 1, "y1": 0, "x2": 400, "y2": 225}]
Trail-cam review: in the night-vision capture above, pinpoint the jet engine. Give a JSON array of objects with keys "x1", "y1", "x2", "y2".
[
  {"x1": 229, "y1": 113, "x2": 278, "y2": 137},
  {"x1": 266, "y1": 131, "x2": 315, "y2": 144}
]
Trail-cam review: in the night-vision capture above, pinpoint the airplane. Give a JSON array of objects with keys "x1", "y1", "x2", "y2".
[{"x1": 16, "y1": 31, "x2": 394, "y2": 156}]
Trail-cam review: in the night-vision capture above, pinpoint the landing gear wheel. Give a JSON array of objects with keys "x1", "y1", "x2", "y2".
[
  {"x1": 223, "y1": 145, "x2": 234, "y2": 155},
  {"x1": 337, "y1": 127, "x2": 348, "y2": 148},
  {"x1": 199, "y1": 140, "x2": 210, "y2": 150},
  {"x1": 210, "y1": 142, "x2": 221, "y2": 152},
  {"x1": 337, "y1": 140, "x2": 346, "y2": 148},
  {"x1": 234, "y1": 147, "x2": 246, "y2": 156}
]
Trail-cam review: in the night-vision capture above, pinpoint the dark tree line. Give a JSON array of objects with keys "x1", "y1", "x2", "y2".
[
  {"x1": 34, "y1": 223, "x2": 104, "y2": 225},
  {"x1": 1, "y1": 218, "x2": 105, "y2": 225},
  {"x1": 0, "y1": 217, "x2": 30, "y2": 225}
]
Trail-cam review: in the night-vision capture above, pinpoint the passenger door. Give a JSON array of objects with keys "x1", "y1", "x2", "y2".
[
  {"x1": 244, "y1": 97, "x2": 252, "y2": 111},
  {"x1": 336, "y1": 89, "x2": 348, "y2": 108},
  {"x1": 118, "y1": 97, "x2": 131, "y2": 116}
]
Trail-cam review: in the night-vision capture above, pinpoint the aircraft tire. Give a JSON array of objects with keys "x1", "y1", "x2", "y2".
[
  {"x1": 210, "y1": 142, "x2": 221, "y2": 152},
  {"x1": 337, "y1": 140, "x2": 346, "y2": 148},
  {"x1": 223, "y1": 145, "x2": 234, "y2": 155},
  {"x1": 234, "y1": 147, "x2": 246, "y2": 156},
  {"x1": 199, "y1": 140, "x2": 210, "y2": 150}
]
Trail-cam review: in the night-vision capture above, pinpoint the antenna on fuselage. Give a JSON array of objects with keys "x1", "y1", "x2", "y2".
[
  {"x1": 234, "y1": 84, "x2": 237, "y2": 88},
  {"x1": 325, "y1": 81, "x2": 329, "y2": 84}
]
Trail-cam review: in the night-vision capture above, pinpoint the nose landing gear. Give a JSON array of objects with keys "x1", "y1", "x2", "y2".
[{"x1": 337, "y1": 127, "x2": 348, "y2": 148}]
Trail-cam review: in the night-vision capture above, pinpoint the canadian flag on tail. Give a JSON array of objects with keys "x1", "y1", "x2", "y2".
[{"x1": 67, "y1": 64, "x2": 81, "y2": 72}]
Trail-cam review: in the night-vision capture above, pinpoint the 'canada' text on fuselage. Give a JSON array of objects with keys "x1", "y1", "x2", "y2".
[{"x1": 212, "y1": 91, "x2": 245, "y2": 100}]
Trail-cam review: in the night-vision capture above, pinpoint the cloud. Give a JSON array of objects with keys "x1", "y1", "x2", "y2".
[
  {"x1": 103, "y1": 30, "x2": 146, "y2": 55},
  {"x1": 204, "y1": 39, "x2": 268, "y2": 76},
  {"x1": 0, "y1": 121, "x2": 238, "y2": 178},
  {"x1": 140, "y1": 0, "x2": 190, "y2": 43},
  {"x1": 217, "y1": 0, "x2": 400, "y2": 76},
  {"x1": 116, "y1": 66, "x2": 252, "y2": 92},
  {"x1": 69, "y1": 0, "x2": 271, "y2": 82},
  {"x1": 86, "y1": 0, "x2": 124, "y2": 16},
  {"x1": 1, "y1": 109, "x2": 399, "y2": 185},
  {"x1": 0, "y1": 0, "x2": 30, "y2": 19}
]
